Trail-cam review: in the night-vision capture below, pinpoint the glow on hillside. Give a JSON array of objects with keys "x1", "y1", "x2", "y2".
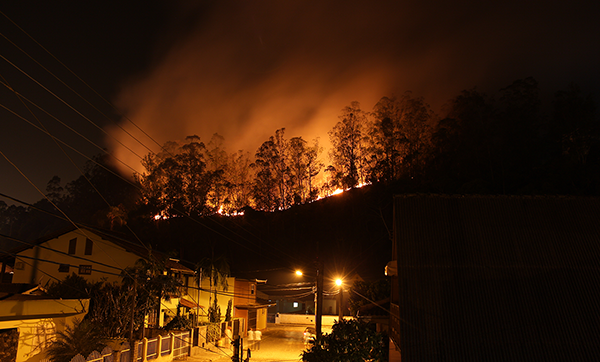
[{"x1": 152, "y1": 182, "x2": 370, "y2": 220}]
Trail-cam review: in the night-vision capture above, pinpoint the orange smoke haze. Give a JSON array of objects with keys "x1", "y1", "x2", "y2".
[
  {"x1": 106, "y1": 0, "x2": 600, "y2": 175},
  {"x1": 106, "y1": 2, "x2": 460, "y2": 174}
]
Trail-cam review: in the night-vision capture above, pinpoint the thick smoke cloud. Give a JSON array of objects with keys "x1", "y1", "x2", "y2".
[{"x1": 108, "y1": 0, "x2": 600, "y2": 174}]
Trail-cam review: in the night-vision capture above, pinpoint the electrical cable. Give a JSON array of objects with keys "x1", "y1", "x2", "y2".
[
  {"x1": 0, "y1": 31, "x2": 156, "y2": 156},
  {"x1": 0, "y1": 80, "x2": 139, "y2": 174},
  {"x1": 0, "y1": 232, "x2": 123, "y2": 272},
  {"x1": 0, "y1": 11, "x2": 167, "y2": 154},
  {"x1": 0, "y1": 102, "x2": 140, "y2": 185},
  {"x1": 0, "y1": 53, "x2": 145, "y2": 160}
]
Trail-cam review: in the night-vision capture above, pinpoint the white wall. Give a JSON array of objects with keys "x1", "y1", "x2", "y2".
[{"x1": 275, "y1": 313, "x2": 347, "y2": 326}]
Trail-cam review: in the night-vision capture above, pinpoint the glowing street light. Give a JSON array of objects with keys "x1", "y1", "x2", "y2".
[
  {"x1": 335, "y1": 278, "x2": 342, "y2": 286},
  {"x1": 296, "y1": 270, "x2": 303, "y2": 276}
]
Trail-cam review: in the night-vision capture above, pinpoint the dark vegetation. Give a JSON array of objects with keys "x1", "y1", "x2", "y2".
[
  {"x1": 1, "y1": 78, "x2": 598, "y2": 277},
  {"x1": 302, "y1": 318, "x2": 388, "y2": 362}
]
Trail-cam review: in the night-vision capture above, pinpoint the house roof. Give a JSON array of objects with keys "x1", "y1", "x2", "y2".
[
  {"x1": 393, "y1": 195, "x2": 600, "y2": 360},
  {"x1": 0, "y1": 283, "x2": 47, "y2": 300},
  {"x1": 179, "y1": 297, "x2": 203, "y2": 309},
  {"x1": 234, "y1": 298, "x2": 276, "y2": 310}
]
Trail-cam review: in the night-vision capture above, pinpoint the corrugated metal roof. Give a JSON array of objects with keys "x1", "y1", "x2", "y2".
[{"x1": 393, "y1": 195, "x2": 600, "y2": 361}]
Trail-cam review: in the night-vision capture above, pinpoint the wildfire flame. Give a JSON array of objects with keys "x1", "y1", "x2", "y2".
[{"x1": 153, "y1": 182, "x2": 370, "y2": 220}]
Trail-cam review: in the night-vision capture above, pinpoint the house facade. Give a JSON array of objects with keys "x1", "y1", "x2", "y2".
[
  {"x1": 232, "y1": 279, "x2": 270, "y2": 333},
  {"x1": 12, "y1": 227, "x2": 145, "y2": 285},
  {"x1": 0, "y1": 296, "x2": 89, "y2": 362},
  {"x1": 10, "y1": 226, "x2": 196, "y2": 329}
]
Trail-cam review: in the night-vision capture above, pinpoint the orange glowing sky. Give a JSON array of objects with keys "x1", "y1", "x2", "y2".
[{"x1": 1, "y1": 0, "x2": 599, "y2": 203}]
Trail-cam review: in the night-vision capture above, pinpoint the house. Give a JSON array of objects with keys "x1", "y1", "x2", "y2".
[
  {"x1": 0, "y1": 284, "x2": 89, "y2": 362},
  {"x1": 390, "y1": 195, "x2": 600, "y2": 361},
  {"x1": 8, "y1": 225, "x2": 196, "y2": 328},
  {"x1": 232, "y1": 278, "x2": 271, "y2": 333}
]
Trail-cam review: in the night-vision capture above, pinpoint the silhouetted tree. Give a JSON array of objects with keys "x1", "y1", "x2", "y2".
[
  {"x1": 46, "y1": 318, "x2": 106, "y2": 362},
  {"x1": 197, "y1": 252, "x2": 230, "y2": 323},
  {"x1": 252, "y1": 128, "x2": 291, "y2": 210},
  {"x1": 328, "y1": 101, "x2": 369, "y2": 189},
  {"x1": 348, "y1": 279, "x2": 390, "y2": 316},
  {"x1": 64, "y1": 154, "x2": 139, "y2": 226},
  {"x1": 121, "y1": 256, "x2": 183, "y2": 331},
  {"x1": 139, "y1": 136, "x2": 216, "y2": 217},
  {"x1": 496, "y1": 77, "x2": 542, "y2": 191},
  {"x1": 205, "y1": 133, "x2": 229, "y2": 211},
  {"x1": 288, "y1": 136, "x2": 324, "y2": 204},
  {"x1": 223, "y1": 150, "x2": 253, "y2": 212},
  {"x1": 368, "y1": 93, "x2": 434, "y2": 183},
  {"x1": 302, "y1": 319, "x2": 388, "y2": 362},
  {"x1": 431, "y1": 88, "x2": 496, "y2": 193}
]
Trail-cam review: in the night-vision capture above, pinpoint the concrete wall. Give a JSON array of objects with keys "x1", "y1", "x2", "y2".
[
  {"x1": 274, "y1": 313, "x2": 343, "y2": 326},
  {"x1": 0, "y1": 299, "x2": 89, "y2": 362}
]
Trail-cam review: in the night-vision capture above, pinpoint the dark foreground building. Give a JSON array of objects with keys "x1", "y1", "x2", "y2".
[{"x1": 389, "y1": 195, "x2": 600, "y2": 361}]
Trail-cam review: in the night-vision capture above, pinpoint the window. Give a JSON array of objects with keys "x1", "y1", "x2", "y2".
[
  {"x1": 58, "y1": 264, "x2": 70, "y2": 273},
  {"x1": 251, "y1": 284, "x2": 255, "y2": 295},
  {"x1": 68, "y1": 238, "x2": 77, "y2": 254},
  {"x1": 85, "y1": 238, "x2": 93, "y2": 255},
  {"x1": 78, "y1": 265, "x2": 92, "y2": 275},
  {"x1": 293, "y1": 301, "x2": 299, "y2": 308}
]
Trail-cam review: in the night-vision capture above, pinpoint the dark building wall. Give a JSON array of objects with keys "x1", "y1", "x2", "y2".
[{"x1": 393, "y1": 195, "x2": 600, "y2": 361}]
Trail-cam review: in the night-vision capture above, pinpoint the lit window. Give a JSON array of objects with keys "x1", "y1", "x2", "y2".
[
  {"x1": 85, "y1": 238, "x2": 93, "y2": 255},
  {"x1": 293, "y1": 302, "x2": 299, "y2": 308},
  {"x1": 58, "y1": 264, "x2": 70, "y2": 273},
  {"x1": 79, "y1": 265, "x2": 92, "y2": 275},
  {"x1": 68, "y1": 238, "x2": 77, "y2": 254}
]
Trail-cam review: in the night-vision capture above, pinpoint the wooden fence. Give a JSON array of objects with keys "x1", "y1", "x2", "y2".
[
  {"x1": 67, "y1": 319, "x2": 242, "y2": 362},
  {"x1": 68, "y1": 331, "x2": 190, "y2": 362}
]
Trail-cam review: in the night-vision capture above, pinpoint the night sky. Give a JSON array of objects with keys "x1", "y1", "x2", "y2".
[{"x1": 1, "y1": 0, "x2": 599, "y2": 205}]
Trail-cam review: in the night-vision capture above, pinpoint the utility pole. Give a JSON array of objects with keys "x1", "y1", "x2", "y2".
[
  {"x1": 315, "y1": 260, "x2": 324, "y2": 339},
  {"x1": 129, "y1": 277, "x2": 138, "y2": 362},
  {"x1": 338, "y1": 286, "x2": 343, "y2": 321}
]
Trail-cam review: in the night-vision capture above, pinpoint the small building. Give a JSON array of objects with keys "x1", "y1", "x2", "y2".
[
  {"x1": 0, "y1": 284, "x2": 89, "y2": 362},
  {"x1": 232, "y1": 278, "x2": 271, "y2": 333}
]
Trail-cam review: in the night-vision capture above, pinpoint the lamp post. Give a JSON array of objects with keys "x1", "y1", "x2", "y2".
[
  {"x1": 336, "y1": 278, "x2": 343, "y2": 322},
  {"x1": 296, "y1": 262, "x2": 324, "y2": 339},
  {"x1": 315, "y1": 261, "x2": 324, "y2": 339}
]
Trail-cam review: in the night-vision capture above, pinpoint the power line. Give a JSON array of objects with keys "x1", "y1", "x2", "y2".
[
  {"x1": 0, "y1": 10, "x2": 166, "y2": 154},
  {"x1": 0, "y1": 102, "x2": 140, "y2": 184},
  {"x1": 0, "y1": 79, "x2": 139, "y2": 174},
  {"x1": 0, "y1": 53, "x2": 145, "y2": 160},
  {"x1": 0, "y1": 31, "x2": 156, "y2": 156}
]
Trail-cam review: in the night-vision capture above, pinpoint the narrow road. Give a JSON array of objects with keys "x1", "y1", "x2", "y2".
[
  {"x1": 188, "y1": 323, "x2": 321, "y2": 362},
  {"x1": 244, "y1": 323, "x2": 307, "y2": 362}
]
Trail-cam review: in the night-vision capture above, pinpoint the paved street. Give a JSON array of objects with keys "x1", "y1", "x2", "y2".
[{"x1": 188, "y1": 323, "x2": 324, "y2": 362}]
